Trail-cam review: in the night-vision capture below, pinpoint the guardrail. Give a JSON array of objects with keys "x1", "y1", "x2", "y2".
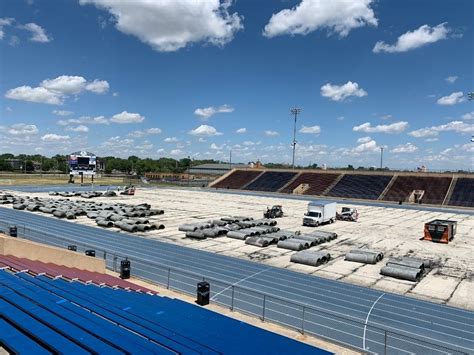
[{"x1": 0, "y1": 220, "x2": 468, "y2": 355}]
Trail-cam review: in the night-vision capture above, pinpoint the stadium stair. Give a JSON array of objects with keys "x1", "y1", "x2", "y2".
[
  {"x1": 383, "y1": 176, "x2": 452, "y2": 205},
  {"x1": 244, "y1": 171, "x2": 298, "y2": 192},
  {"x1": 326, "y1": 174, "x2": 392, "y2": 200},
  {"x1": 447, "y1": 177, "x2": 474, "y2": 207}
]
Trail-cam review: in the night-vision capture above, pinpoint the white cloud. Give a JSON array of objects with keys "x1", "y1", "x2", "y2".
[
  {"x1": 128, "y1": 127, "x2": 162, "y2": 137},
  {"x1": 264, "y1": 130, "x2": 279, "y2": 136},
  {"x1": 164, "y1": 137, "x2": 179, "y2": 143},
  {"x1": 0, "y1": 18, "x2": 13, "y2": 40},
  {"x1": 321, "y1": 81, "x2": 367, "y2": 102},
  {"x1": 299, "y1": 125, "x2": 321, "y2": 134},
  {"x1": 373, "y1": 23, "x2": 450, "y2": 53},
  {"x1": 57, "y1": 115, "x2": 109, "y2": 126},
  {"x1": 170, "y1": 149, "x2": 185, "y2": 157},
  {"x1": 353, "y1": 121, "x2": 408, "y2": 134},
  {"x1": 3, "y1": 123, "x2": 39, "y2": 136},
  {"x1": 437, "y1": 92, "x2": 466, "y2": 105},
  {"x1": 462, "y1": 112, "x2": 474, "y2": 120},
  {"x1": 85, "y1": 79, "x2": 109, "y2": 94},
  {"x1": 236, "y1": 127, "x2": 246, "y2": 134},
  {"x1": 198, "y1": 137, "x2": 207, "y2": 143},
  {"x1": 357, "y1": 136, "x2": 372, "y2": 143},
  {"x1": 112, "y1": 92, "x2": 119, "y2": 97},
  {"x1": 5, "y1": 86, "x2": 62, "y2": 105},
  {"x1": 409, "y1": 121, "x2": 474, "y2": 138},
  {"x1": 194, "y1": 104, "x2": 234, "y2": 119},
  {"x1": 66, "y1": 125, "x2": 89, "y2": 133},
  {"x1": 352, "y1": 138, "x2": 379, "y2": 153},
  {"x1": 53, "y1": 110, "x2": 73, "y2": 116},
  {"x1": 210, "y1": 143, "x2": 225, "y2": 150},
  {"x1": 336, "y1": 116, "x2": 345, "y2": 121},
  {"x1": 425, "y1": 138, "x2": 439, "y2": 142},
  {"x1": 79, "y1": 0, "x2": 243, "y2": 52},
  {"x1": 188, "y1": 124, "x2": 222, "y2": 136},
  {"x1": 391, "y1": 143, "x2": 418, "y2": 153},
  {"x1": 41, "y1": 133, "x2": 70, "y2": 142},
  {"x1": 5, "y1": 75, "x2": 110, "y2": 105},
  {"x1": 41, "y1": 75, "x2": 87, "y2": 94},
  {"x1": 110, "y1": 111, "x2": 145, "y2": 124},
  {"x1": 263, "y1": 0, "x2": 377, "y2": 38},
  {"x1": 18, "y1": 22, "x2": 51, "y2": 42},
  {"x1": 243, "y1": 140, "x2": 260, "y2": 146},
  {"x1": 445, "y1": 76, "x2": 458, "y2": 84}
]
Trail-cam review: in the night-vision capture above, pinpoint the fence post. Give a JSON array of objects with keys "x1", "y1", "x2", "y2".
[
  {"x1": 231, "y1": 285, "x2": 234, "y2": 311},
  {"x1": 301, "y1": 306, "x2": 306, "y2": 334},
  {"x1": 167, "y1": 268, "x2": 171, "y2": 289},
  {"x1": 262, "y1": 295, "x2": 266, "y2": 321},
  {"x1": 384, "y1": 330, "x2": 387, "y2": 355}
]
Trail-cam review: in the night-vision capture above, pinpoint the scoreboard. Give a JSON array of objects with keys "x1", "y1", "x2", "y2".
[{"x1": 68, "y1": 151, "x2": 96, "y2": 176}]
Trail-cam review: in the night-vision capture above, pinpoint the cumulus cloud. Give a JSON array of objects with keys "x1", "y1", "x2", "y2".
[
  {"x1": 110, "y1": 111, "x2": 145, "y2": 124},
  {"x1": 53, "y1": 110, "x2": 73, "y2": 116},
  {"x1": 127, "y1": 128, "x2": 162, "y2": 138},
  {"x1": 462, "y1": 112, "x2": 474, "y2": 120},
  {"x1": 194, "y1": 104, "x2": 234, "y2": 119},
  {"x1": 66, "y1": 125, "x2": 89, "y2": 133},
  {"x1": 437, "y1": 92, "x2": 466, "y2": 105},
  {"x1": 264, "y1": 130, "x2": 279, "y2": 136},
  {"x1": 79, "y1": 0, "x2": 243, "y2": 52},
  {"x1": 445, "y1": 76, "x2": 458, "y2": 84},
  {"x1": 188, "y1": 124, "x2": 222, "y2": 136},
  {"x1": 299, "y1": 125, "x2": 321, "y2": 134},
  {"x1": 5, "y1": 75, "x2": 110, "y2": 105},
  {"x1": 170, "y1": 149, "x2": 185, "y2": 157},
  {"x1": 373, "y1": 23, "x2": 450, "y2": 53},
  {"x1": 0, "y1": 18, "x2": 14, "y2": 40},
  {"x1": 2, "y1": 123, "x2": 39, "y2": 136},
  {"x1": 164, "y1": 137, "x2": 179, "y2": 143},
  {"x1": 18, "y1": 22, "x2": 52, "y2": 42},
  {"x1": 210, "y1": 143, "x2": 225, "y2": 150},
  {"x1": 236, "y1": 128, "x2": 246, "y2": 134},
  {"x1": 57, "y1": 115, "x2": 109, "y2": 126},
  {"x1": 41, "y1": 133, "x2": 70, "y2": 142},
  {"x1": 353, "y1": 121, "x2": 408, "y2": 134},
  {"x1": 391, "y1": 143, "x2": 418, "y2": 153},
  {"x1": 352, "y1": 138, "x2": 379, "y2": 153},
  {"x1": 321, "y1": 81, "x2": 367, "y2": 102},
  {"x1": 357, "y1": 136, "x2": 372, "y2": 143},
  {"x1": 263, "y1": 0, "x2": 377, "y2": 38},
  {"x1": 408, "y1": 121, "x2": 474, "y2": 138}
]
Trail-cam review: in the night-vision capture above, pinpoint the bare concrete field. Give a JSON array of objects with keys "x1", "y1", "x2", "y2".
[{"x1": 5, "y1": 186, "x2": 474, "y2": 310}]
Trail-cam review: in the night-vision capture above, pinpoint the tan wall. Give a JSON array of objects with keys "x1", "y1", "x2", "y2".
[{"x1": 0, "y1": 235, "x2": 105, "y2": 273}]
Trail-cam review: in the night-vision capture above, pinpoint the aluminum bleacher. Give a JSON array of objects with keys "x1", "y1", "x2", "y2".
[
  {"x1": 280, "y1": 172, "x2": 341, "y2": 195},
  {"x1": 212, "y1": 170, "x2": 262, "y2": 189},
  {"x1": 383, "y1": 176, "x2": 452, "y2": 205},
  {"x1": 326, "y1": 174, "x2": 392, "y2": 200},
  {"x1": 0, "y1": 266, "x2": 326, "y2": 354},
  {"x1": 244, "y1": 171, "x2": 298, "y2": 192},
  {"x1": 447, "y1": 177, "x2": 474, "y2": 207}
]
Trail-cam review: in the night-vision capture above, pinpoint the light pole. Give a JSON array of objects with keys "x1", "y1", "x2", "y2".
[
  {"x1": 290, "y1": 107, "x2": 301, "y2": 169},
  {"x1": 380, "y1": 146, "x2": 384, "y2": 170}
]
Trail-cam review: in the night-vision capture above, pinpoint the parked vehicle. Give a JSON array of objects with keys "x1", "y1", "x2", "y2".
[
  {"x1": 120, "y1": 186, "x2": 136, "y2": 196},
  {"x1": 336, "y1": 207, "x2": 359, "y2": 222},
  {"x1": 263, "y1": 205, "x2": 284, "y2": 219},
  {"x1": 302, "y1": 201, "x2": 336, "y2": 227}
]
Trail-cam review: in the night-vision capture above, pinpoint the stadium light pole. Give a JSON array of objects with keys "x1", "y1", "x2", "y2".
[
  {"x1": 380, "y1": 146, "x2": 384, "y2": 170},
  {"x1": 290, "y1": 107, "x2": 301, "y2": 169}
]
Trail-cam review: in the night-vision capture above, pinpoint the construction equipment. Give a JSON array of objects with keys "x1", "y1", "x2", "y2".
[
  {"x1": 263, "y1": 205, "x2": 284, "y2": 219},
  {"x1": 120, "y1": 186, "x2": 136, "y2": 196},
  {"x1": 423, "y1": 219, "x2": 457, "y2": 243},
  {"x1": 336, "y1": 207, "x2": 358, "y2": 222}
]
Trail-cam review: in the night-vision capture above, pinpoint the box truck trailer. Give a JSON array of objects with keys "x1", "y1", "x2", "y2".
[{"x1": 302, "y1": 201, "x2": 337, "y2": 227}]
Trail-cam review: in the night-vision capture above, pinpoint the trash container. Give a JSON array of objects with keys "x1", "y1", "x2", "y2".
[
  {"x1": 68, "y1": 245, "x2": 77, "y2": 251},
  {"x1": 120, "y1": 259, "x2": 131, "y2": 279},
  {"x1": 85, "y1": 249, "x2": 96, "y2": 257},
  {"x1": 196, "y1": 281, "x2": 210, "y2": 306},
  {"x1": 9, "y1": 226, "x2": 17, "y2": 238}
]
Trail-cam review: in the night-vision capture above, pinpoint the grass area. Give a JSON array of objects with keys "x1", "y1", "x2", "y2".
[{"x1": 0, "y1": 174, "x2": 126, "y2": 186}]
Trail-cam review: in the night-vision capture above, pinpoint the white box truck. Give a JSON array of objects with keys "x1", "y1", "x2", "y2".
[{"x1": 302, "y1": 201, "x2": 337, "y2": 227}]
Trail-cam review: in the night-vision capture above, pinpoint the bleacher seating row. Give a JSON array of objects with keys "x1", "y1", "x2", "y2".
[
  {"x1": 0, "y1": 257, "x2": 324, "y2": 354},
  {"x1": 211, "y1": 169, "x2": 474, "y2": 207}
]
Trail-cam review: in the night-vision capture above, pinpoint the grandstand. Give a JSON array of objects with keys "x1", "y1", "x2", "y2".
[
  {"x1": 0, "y1": 255, "x2": 325, "y2": 354},
  {"x1": 211, "y1": 169, "x2": 474, "y2": 207}
]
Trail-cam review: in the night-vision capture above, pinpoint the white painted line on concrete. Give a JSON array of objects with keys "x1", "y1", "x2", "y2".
[
  {"x1": 363, "y1": 292, "x2": 386, "y2": 351},
  {"x1": 211, "y1": 267, "x2": 272, "y2": 301}
]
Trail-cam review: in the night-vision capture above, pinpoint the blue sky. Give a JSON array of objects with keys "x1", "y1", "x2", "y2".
[{"x1": 0, "y1": 0, "x2": 473, "y2": 170}]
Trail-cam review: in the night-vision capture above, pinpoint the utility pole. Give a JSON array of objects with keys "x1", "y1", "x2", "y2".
[
  {"x1": 290, "y1": 107, "x2": 301, "y2": 169},
  {"x1": 380, "y1": 146, "x2": 384, "y2": 169}
]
